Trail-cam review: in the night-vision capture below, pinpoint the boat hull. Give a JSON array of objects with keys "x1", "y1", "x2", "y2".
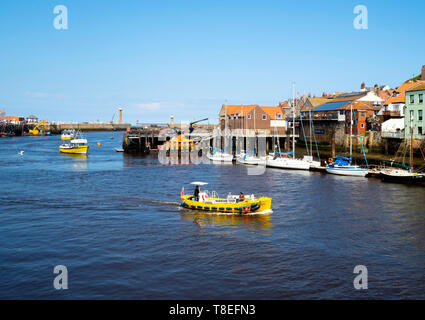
[
  {"x1": 180, "y1": 195, "x2": 272, "y2": 214},
  {"x1": 325, "y1": 165, "x2": 368, "y2": 177},
  {"x1": 59, "y1": 145, "x2": 89, "y2": 154},
  {"x1": 266, "y1": 158, "x2": 311, "y2": 170},
  {"x1": 236, "y1": 155, "x2": 266, "y2": 166},
  {"x1": 381, "y1": 172, "x2": 425, "y2": 185},
  {"x1": 206, "y1": 152, "x2": 233, "y2": 162}
]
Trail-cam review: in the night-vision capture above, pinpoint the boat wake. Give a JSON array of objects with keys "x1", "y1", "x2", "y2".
[{"x1": 139, "y1": 199, "x2": 180, "y2": 206}]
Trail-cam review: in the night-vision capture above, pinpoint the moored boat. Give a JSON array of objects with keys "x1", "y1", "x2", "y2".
[
  {"x1": 206, "y1": 148, "x2": 233, "y2": 162},
  {"x1": 236, "y1": 152, "x2": 266, "y2": 166},
  {"x1": 61, "y1": 129, "x2": 77, "y2": 140},
  {"x1": 59, "y1": 138, "x2": 89, "y2": 154},
  {"x1": 266, "y1": 153, "x2": 319, "y2": 170},
  {"x1": 325, "y1": 156, "x2": 368, "y2": 177},
  {"x1": 381, "y1": 170, "x2": 425, "y2": 184}
]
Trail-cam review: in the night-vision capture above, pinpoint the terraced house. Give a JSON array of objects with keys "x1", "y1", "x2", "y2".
[{"x1": 405, "y1": 83, "x2": 425, "y2": 139}]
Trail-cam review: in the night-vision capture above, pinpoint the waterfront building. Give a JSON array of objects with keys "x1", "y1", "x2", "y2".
[
  {"x1": 379, "y1": 80, "x2": 425, "y2": 122},
  {"x1": 0, "y1": 115, "x2": 25, "y2": 124},
  {"x1": 26, "y1": 115, "x2": 38, "y2": 124},
  {"x1": 219, "y1": 104, "x2": 287, "y2": 135},
  {"x1": 381, "y1": 118, "x2": 405, "y2": 139},
  {"x1": 405, "y1": 83, "x2": 425, "y2": 140},
  {"x1": 0, "y1": 110, "x2": 4, "y2": 117},
  {"x1": 302, "y1": 99, "x2": 374, "y2": 136}
]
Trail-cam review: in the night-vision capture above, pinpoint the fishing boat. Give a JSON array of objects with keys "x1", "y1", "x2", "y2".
[
  {"x1": 59, "y1": 138, "x2": 89, "y2": 154},
  {"x1": 326, "y1": 104, "x2": 368, "y2": 177},
  {"x1": 61, "y1": 129, "x2": 77, "y2": 140},
  {"x1": 180, "y1": 182, "x2": 272, "y2": 214}
]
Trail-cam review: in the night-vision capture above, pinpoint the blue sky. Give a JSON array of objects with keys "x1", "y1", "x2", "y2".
[{"x1": 1, "y1": 0, "x2": 424, "y2": 124}]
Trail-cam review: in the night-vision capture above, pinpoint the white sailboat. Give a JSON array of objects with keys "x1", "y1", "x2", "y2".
[
  {"x1": 207, "y1": 120, "x2": 233, "y2": 163},
  {"x1": 207, "y1": 149, "x2": 234, "y2": 162},
  {"x1": 236, "y1": 106, "x2": 266, "y2": 165},
  {"x1": 266, "y1": 82, "x2": 320, "y2": 170},
  {"x1": 326, "y1": 104, "x2": 368, "y2": 177}
]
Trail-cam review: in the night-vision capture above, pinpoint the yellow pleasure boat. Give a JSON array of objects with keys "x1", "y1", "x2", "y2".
[
  {"x1": 180, "y1": 182, "x2": 272, "y2": 214},
  {"x1": 59, "y1": 138, "x2": 89, "y2": 154}
]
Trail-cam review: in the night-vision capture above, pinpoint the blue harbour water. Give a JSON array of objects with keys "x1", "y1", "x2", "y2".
[{"x1": 0, "y1": 131, "x2": 425, "y2": 299}]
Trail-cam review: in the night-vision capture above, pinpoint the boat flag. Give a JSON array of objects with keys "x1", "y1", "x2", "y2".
[{"x1": 181, "y1": 187, "x2": 184, "y2": 196}]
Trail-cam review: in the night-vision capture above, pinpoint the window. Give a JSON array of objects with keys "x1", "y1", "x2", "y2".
[
  {"x1": 420, "y1": 94, "x2": 424, "y2": 104},
  {"x1": 419, "y1": 127, "x2": 423, "y2": 135},
  {"x1": 410, "y1": 95, "x2": 415, "y2": 104},
  {"x1": 339, "y1": 110, "x2": 344, "y2": 115},
  {"x1": 361, "y1": 112, "x2": 365, "y2": 117},
  {"x1": 276, "y1": 113, "x2": 282, "y2": 119},
  {"x1": 419, "y1": 110, "x2": 423, "y2": 121},
  {"x1": 247, "y1": 114, "x2": 251, "y2": 119},
  {"x1": 262, "y1": 114, "x2": 267, "y2": 120}
]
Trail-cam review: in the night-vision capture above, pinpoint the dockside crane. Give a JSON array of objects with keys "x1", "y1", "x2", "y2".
[
  {"x1": 189, "y1": 118, "x2": 208, "y2": 133},
  {"x1": 29, "y1": 120, "x2": 47, "y2": 136}
]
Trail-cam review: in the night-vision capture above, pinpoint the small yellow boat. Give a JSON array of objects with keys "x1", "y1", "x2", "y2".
[
  {"x1": 59, "y1": 139, "x2": 89, "y2": 154},
  {"x1": 180, "y1": 182, "x2": 272, "y2": 214}
]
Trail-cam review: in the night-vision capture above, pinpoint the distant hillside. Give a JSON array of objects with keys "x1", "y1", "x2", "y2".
[{"x1": 406, "y1": 74, "x2": 421, "y2": 82}]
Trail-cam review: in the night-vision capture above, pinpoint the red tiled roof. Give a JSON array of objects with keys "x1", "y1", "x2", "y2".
[
  {"x1": 0, "y1": 116, "x2": 24, "y2": 121},
  {"x1": 384, "y1": 81, "x2": 425, "y2": 105},
  {"x1": 224, "y1": 105, "x2": 285, "y2": 120}
]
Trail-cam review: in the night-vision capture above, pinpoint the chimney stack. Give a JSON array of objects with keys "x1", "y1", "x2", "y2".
[{"x1": 421, "y1": 65, "x2": 425, "y2": 81}]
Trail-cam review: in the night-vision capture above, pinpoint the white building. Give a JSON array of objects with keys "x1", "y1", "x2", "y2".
[{"x1": 381, "y1": 118, "x2": 405, "y2": 139}]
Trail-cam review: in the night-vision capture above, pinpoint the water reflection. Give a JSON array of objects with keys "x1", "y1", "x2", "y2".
[
  {"x1": 60, "y1": 153, "x2": 88, "y2": 170},
  {"x1": 181, "y1": 212, "x2": 273, "y2": 231}
]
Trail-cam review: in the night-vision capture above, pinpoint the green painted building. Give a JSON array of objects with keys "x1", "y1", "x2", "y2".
[{"x1": 405, "y1": 83, "x2": 425, "y2": 140}]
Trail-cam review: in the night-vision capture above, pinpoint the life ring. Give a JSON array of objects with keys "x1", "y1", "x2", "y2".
[{"x1": 328, "y1": 158, "x2": 334, "y2": 164}]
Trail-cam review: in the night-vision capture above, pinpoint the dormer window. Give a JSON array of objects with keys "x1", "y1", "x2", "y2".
[
  {"x1": 276, "y1": 113, "x2": 282, "y2": 119},
  {"x1": 262, "y1": 114, "x2": 267, "y2": 120},
  {"x1": 247, "y1": 114, "x2": 251, "y2": 119}
]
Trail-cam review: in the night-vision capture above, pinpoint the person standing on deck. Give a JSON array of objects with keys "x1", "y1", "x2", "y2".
[{"x1": 194, "y1": 185, "x2": 200, "y2": 201}]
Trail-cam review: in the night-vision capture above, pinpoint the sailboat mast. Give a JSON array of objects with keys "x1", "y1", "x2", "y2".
[
  {"x1": 350, "y1": 104, "x2": 353, "y2": 159},
  {"x1": 292, "y1": 82, "x2": 295, "y2": 159},
  {"x1": 309, "y1": 108, "x2": 313, "y2": 156},
  {"x1": 410, "y1": 112, "x2": 414, "y2": 173}
]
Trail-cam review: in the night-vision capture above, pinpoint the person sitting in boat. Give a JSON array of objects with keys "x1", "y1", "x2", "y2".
[
  {"x1": 227, "y1": 192, "x2": 233, "y2": 202},
  {"x1": 193, "y1": 185, "x2": 200, "y2": 201},
  {"x1": 238, "y1": 192, "x2": 245, "y2": 202}
]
